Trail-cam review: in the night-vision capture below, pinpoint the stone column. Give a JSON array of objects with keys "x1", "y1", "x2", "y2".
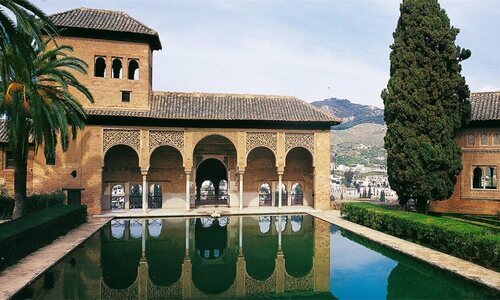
[
  {"x1": 142, "y1": 220, "x2": 147, "y2": 255},
  {"x1": 186, "y1": 171, "x2": 191, "y2": 210},
  {"x1": 278, "y1": 215, "x2": 282, "y2": 250},
  {"x1": 239, "y1": 172, "x2": 244, "y2": 210},
  {"x1": 141, "y1": 171, "x2": 148, "y2": 212},
  {"x1": 278, "y1": 173, "x2": 283, "y2": 209},
  {"x1": 185, "y1": 219, "x2": 190, "y2": 254}
]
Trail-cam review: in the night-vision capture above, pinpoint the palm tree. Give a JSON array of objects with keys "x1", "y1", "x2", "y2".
[{"x1": 1, "y1": 23, "x2": 93, "y2": 218}]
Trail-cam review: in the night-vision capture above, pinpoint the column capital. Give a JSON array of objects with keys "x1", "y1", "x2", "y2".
[
  {"x1": 141, "y1": 168, "x2": 149, "y2": 176},
  {"x1": 238, "y1": 169, "x2": 245, "y2": 175},
  {"x1": 185, "y1": 170, "x2": 192, "y2": 176},
  {"x1": 277, "y1": 171, "x2": 284, "y2": 176}
]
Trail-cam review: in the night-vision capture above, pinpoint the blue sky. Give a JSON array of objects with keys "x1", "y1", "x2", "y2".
[{"x1": 33, "y1": 0, "x2": 500, "y2": 107}]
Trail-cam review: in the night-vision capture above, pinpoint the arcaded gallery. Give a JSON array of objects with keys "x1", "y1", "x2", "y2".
[{"x1": 0, "y1": 8, "x2": 338, "y2": 215}]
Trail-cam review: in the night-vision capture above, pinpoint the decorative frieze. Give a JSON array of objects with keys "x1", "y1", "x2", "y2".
[
  {"x1": 149, "y1": 130, "x2": 184, "y2": 154},
  {"x1": 103, "y1": 129, "x2": 141, "y2": 154},
  {"x1": 285, "y1": 133, "x2": 314, "y2": 154},
  {"x1": 246, "y1": 132, "x2": 277, "y2": 155}
]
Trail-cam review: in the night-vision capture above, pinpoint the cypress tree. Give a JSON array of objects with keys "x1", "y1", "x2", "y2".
[{"x1": 382, "y1": 0, "x2": 470, "y2": 213}]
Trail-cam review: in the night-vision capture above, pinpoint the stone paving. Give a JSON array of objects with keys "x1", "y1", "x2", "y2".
[
  {"x1": 0, "y1": 217, "x2": 112, "y2": 300},
  {"x1": 309, "y1": 210, "x2": 500, "y2": 292}
]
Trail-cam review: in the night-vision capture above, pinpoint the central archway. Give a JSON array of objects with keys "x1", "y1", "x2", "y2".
[{"x1": 196, "y1": 159, "x2": 227, "y2": 205}]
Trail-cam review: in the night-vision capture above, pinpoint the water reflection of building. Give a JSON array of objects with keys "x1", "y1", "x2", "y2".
[
  {"x1": 23, "y1": 216, "x2": 328, "y2": 299},
  {"x1": 97, "y1": 215, "x2": 330, "y2": 299}
]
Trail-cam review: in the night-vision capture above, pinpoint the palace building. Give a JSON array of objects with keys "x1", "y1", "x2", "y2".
[
  {"x1": 430, "y1": 92, "x2": 500, "y2": 215},
  {"x1": 0, "y1": 8, "x2": 339, "y2": 215}
]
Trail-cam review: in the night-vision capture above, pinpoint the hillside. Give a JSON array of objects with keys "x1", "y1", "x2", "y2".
[
  {"x1": 311, "y1": 98, "x2": 384, "y2": 130},
  {"x1": 331, "y1": 123, "x2": 387, "y2": 147}
]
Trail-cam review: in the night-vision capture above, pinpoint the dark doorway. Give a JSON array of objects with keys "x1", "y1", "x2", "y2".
[
  {"x1": 196, "y1": 159, "x2": 228, "y2": 206},
  {"x1": 67, "y1": 189, "x2": 82, "y2": 205}
]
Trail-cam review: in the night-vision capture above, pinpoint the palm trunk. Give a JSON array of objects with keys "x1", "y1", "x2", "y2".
[{"x1": 11, "y1": 125, "x2": 29, "y2": 219}]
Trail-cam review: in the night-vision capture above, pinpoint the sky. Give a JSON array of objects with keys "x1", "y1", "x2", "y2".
[{"x1": 33, "y1": 0, "x2": 500, "y2": 107}]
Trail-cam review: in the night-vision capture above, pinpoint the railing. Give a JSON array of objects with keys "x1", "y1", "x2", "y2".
[
  {"x1": 148, "y1": 195, "x2": 162, "y2": 208},
  {"x1": 129, "y1": 195, "x2": 142, "y2": 209},
  {"x1": 195, "y1": 194, "x2": 230, "y2": 206}
]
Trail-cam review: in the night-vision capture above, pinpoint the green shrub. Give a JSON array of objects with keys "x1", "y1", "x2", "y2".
[
  {"x1": 340, "y1": 202, "x2": 499, "y2": 271},
  {"x1": 25, "y1": 193, "x2": 66, "y2": 214},
  {"x1": 0, "y1": 204, "x2": 87, "y2": 271},
  {"x1": 0, "y1": 195, "x2": 14, "y2": 219}
]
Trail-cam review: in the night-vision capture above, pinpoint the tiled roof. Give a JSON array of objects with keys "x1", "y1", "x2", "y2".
[
  {"x1": 470, "y1": 92, "x2": 500, "y2": 121},
  {"x1": 49, "y1": 8, "x2": 161, "y2": 49},
  {"x1": 0, "y1": 120, "x2": 8, "y2": 143},
  {"x1": 86, "y1": 91, "x2": 341, "y2": 124}
]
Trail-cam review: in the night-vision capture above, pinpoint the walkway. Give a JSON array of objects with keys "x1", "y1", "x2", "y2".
[
  {"x1": 95, "y1": 205, "x2": 316, "y2": 218},
  {"x1": 309, "y1": 210, "x2": 500, "y2": 291},
  {"x1": 0, "y1": 217, "x2": 112, "y2": 300}
]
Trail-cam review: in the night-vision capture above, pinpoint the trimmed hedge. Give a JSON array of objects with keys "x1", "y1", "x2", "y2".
[
  {"x1": 0, "y1": 204, "x2": 87, "y2": 271},
  {"x1": 340, "y1": 202, "x2": 500, "y2": 271},
  {"x1": 0, "y1": 193, "x2": 65, "y2": 219},
  {"x1": 0, "y1": 195, "x2": 14, "y2": 219}
]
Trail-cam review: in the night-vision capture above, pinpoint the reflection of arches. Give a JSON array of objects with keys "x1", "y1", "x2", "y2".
[
  {"x1": 275, "y1": 215, "x2": 287, "y2": 232},
  {"x1": 191, "y1": 217, "x2": 237, "y2": 294},
  {"x1": 282, "y1": 215, "x2": 313, "y2": 277},
  {"x1": 129, "y1": 219, "x2": 143, "y2": 239},
  {"x1": 148, "y1": 219, "x2": 162, "y2": 238},
  {"x1": 146, "y1": 219, "x2": 184, "y2": 286},
  {"x1": 102, "y1": 221, "x2": 141, "y2": 289},
  {"x1": 291, "y1": 183, "x2": 303, "y2": 206},
  {"x1": 196, "y1": 159, "x2": 227, "y2": 205},
  {"x1": 275, "y1": 183, "x2": 287, "y2": 207},
  {"x1": 259, "y1": 183, "x2": 272, "y2": 206},
  {"x1": 244, "y1": 216, "x2": 277, "y2": 280},
  {"x1": 291, "y1": 215, "x2": 303, "y2": 232},
  {"x1": 128, "y1": 59, "x2": 139, "y2": 80},
  {"x1": 473, "y1": 167, "x2": 482, "y2": 188},
  {"x1": 111, "y1": 219, "x2": 125, "y2": 239}
]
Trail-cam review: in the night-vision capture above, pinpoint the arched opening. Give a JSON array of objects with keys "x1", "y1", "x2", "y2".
[
  {"x1": 284, "y1": 147, "x2": 314, "y2": 207},
  {"x1": 103, "y1": 145, "x2": 141, "y2": 210},
  {"x1": 149, "y1": 184, "x2": 162, "y2": 208},
  {"x1": 245, "y1": 147, "x2": 277, "y2": 207},
  {"x1": 259, "y1": 183, "x2": 272, "y2": 206},
  {"x1": 148, "y1": 145, "x2": 184, "y2": 209},
  {"x1": 291, "y1": 183, "x2": 303, "y2": 205},
  {"x1": 128, "y1": 59, "x2": 139, "y2": 80},
  {"x1": 473, "y1": 167, "x2": 482, "y2": 189},
  {"x1": 112, "y1": 58, "x2": 122, "y2": 79},
  {"x1": 275, "y1": 183, "x2": 287, "y2": 207},
  {"x1": 94, "y1": 56, "x2": 106, "y2": 77},
  {"x1": 111, "y1": 184, "x2": 125, "y2": 209},
  {"x1": 196, "y1": 160, "x2": 226, "y2": 205},
  {"x1": 193, "y1": 135, "x2": 237, "y2": 206}
]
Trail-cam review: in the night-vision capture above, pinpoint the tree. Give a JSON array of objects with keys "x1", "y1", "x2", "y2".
[
  {"x1": 381, "y1": 0, "x2": 470, "y2": 213},
  {"x1": 1, "y1": 23, "x2": 93, "y2": 218},
  {"x1": 343, "y1": 170, "x2": 355, "y2": 187},
  {"x1": 368, "y1": 186, "x2": 372, "y2": 198},
  {"x1": 380, "y1": 190, "x2": 386, "y2": 202}
]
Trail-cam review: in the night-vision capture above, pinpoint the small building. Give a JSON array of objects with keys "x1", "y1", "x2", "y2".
[
  {"x1": 0, "y1": 8, "x2": 339, "y2": 215},
  {"x1": 430, "y1": 92, "x2": 500, "y2": 215}
]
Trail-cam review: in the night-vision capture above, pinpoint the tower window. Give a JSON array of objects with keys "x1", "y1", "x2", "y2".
[
  {"x1": 112, "y1": 58, "x2": 122, "y2": 79},
  {"x1": 94, "y1": 56, "x2": 106, "y2": 77},
  {"x1": 128, "y1": 59, "x2": 139, "y2": 80},
  {"x1": 121, "y1": 91, "x2": 131, "y2": 102},
  {"x1": 5, "y1": 151, "x2": 14, "y2": 169}
]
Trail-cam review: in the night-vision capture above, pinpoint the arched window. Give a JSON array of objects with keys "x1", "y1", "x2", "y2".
[
  {"x1": 110, "y1": 184, "x2": 125, "y2": 209},
  {"x1": 259, "y1": 183, "x2": 271, "y2": 206},
  {"x1": 112, "y1": 58, "x2": 122, "y2": 79},
  {"x1": 128, "y1": 59, "x2": 139, "y2": 80},
  {"x1": 219, "y1": 180, "x2": 228, "y2": 204},
  {"x1": 275, "y1": 183, "x2": 287, "y2": 207},
  {"x1": 485, "y1": 167, "x2": 497, "y2": 189},
  {"x1": 467, "y1": 134, "x2": 475, "y2": 146},
  {"x1": 148, "y1": 184, "x2": 162, "y2": 208},
  {"x1": 472, "y1": 167, "x2": 482, "y2": 189},
  {"x1": 94, "y1": 56, "x2": 106, "y2": 77},
  {"x1": 200, "y1": 180, "x2": 215, "y2": 202},
  {"x1": 130, "y1": 184, "x2": 143, "y2": 209},
  {"x1": 291, "y1": 183, "x2": 303, "y2": 205}
]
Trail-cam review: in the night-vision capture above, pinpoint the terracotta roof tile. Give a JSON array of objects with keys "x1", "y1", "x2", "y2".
[
  {"x1": 470, "y1": 92, "x2": 500, "y2": 121},
  {"x1": 49, "y1": 7, "x2": 161, "y2": 49},
  {"x1": 86, "y1": 91, "x2": 341, "y2": 124}
]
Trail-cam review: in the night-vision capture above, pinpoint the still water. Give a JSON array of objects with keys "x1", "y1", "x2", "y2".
[{"x1": 17, "y1": 215, "x2": 498, "y2": 299}]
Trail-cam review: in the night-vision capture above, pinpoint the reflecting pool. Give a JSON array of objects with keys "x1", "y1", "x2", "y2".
[{"x1": 16, "y1": 215, "x2": 498, "y2": 299}]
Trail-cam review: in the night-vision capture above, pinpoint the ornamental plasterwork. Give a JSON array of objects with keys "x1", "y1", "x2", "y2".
[
  {"x1": 147, "y1": 279, "x2": 182, "y2": 299},
  {"x1": 103, "y1": 129, "x2": 140, "y2": 154},
  {"x1": 284, "y1": 269, "x2": 314, "y2": 292},
  {"x1": 101, "y1": 279, "x2": 138, "y2": 299},
  {"x1": 149, "y1": 130, "x2": 184, "y2": 154},
  {"x1": 285, "y1": 133, "x2": 314, "y2": 154},
  {"x1": 245, "y1": 270, "x2": 277, "y2": 295},
  {"x1": 246, "y1": 132, "x2": 277, "y2": 155}
]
